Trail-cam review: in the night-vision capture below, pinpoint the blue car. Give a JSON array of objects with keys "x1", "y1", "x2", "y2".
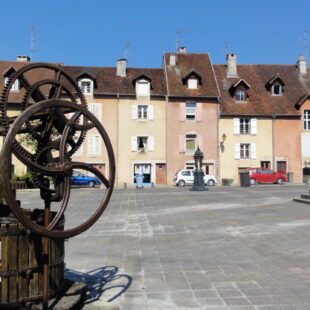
[{"x1": 70, "y1": 171, "x2": 100, "y2": 188}]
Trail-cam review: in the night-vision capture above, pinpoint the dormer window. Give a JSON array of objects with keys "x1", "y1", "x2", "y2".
[
  {"x1": 272, "y1": 84, "x2": 282, "y2": 96},
  {"x1": 235, "y1": 89, "x2": 246, "y2": 102},
  {"x1": 229, "y1": 79, "x2": 250, "y2": 103},
  {"x1": 266, "y1": 74, "x2": 285, "y2": 97},
  {"x1": 136, "y1": 79, "x2": 150, "y2": 96},
  {"x1": 182, "y1": 70, "x2": 202, "y2": 90},
  {"x1": 78, "y1": 78, "x2": 93, "y2": 95},
  {"x1": 188, "y1": 78, "x2": 198, "y2": 89},
  {"x1": 4, "y1": 76, "x2": 19, "y2": 92}
]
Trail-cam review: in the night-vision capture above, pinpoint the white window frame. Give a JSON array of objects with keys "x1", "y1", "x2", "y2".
[
  {"x1": 185, "y1": 134, "x2": 197, "y2": 153},
  {"x1": 78, "y1": 78, "x2": 93, "y2": 95},
  {"x1": 240, "y1": 118, "x2": 250, "y2": 134},
  {"x1": 235, "y1": 89, "x2": 246, "y2": 102},
  {"x1": 88, "y1": 135, "x2": 100, "y2": 155},
  {"x1": 271, "y1": 84, "x2": 282, "y2": 96},
  {"x1": 88, "y1": 103, "x2": 101, "y2": 120},
  {"x1": 138, "y1": 105, "x2": 148, "y2": 119},
  {"x1": 136, "y1": 79, "x2": 150, "y2": 96},
  {"x1": 4, "y1": 77, "x2": 19, "y2": 92},
  {"x1": 304, "y1": 110, "x2": 310, "y2": 130},
  {"x1": 187, "y1": 78, "x2": 198, "y2": 89},
  {"x1": 185, "y1": 102, "x2": 196, "y2": 120},
  {"x1": 240, "y1": 143, "x2": 250, "y2": 159}
]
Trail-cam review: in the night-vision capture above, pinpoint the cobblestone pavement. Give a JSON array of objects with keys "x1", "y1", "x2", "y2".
[{"x1": 18, "y1": 184, "x2": 310, "y2": 309}]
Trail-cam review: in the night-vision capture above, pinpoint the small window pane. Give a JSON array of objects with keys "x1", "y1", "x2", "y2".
[
  {"x1": 235, "y1": 89, "x2": 246, "y2": 102},
  {"x1": 304, "y1": 110, "x2": 310, "y2": 130},
  {"x1": 138, "y1": 105, "x2": 148, "y2": 119}
]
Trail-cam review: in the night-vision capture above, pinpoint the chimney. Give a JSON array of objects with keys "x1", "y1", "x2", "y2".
[
  {"x1": 226, "y1": 53, "x2": 238, "y2": 77},
  {"x1": 16, "y1": 55, "x2": 30, "y2": 62},
  {"x1": 297, "y1": 55, "x2": 307, "y2": 75},
  {"x1": 178, "y1": 47, "x2": 186, "y2": 53},
  {"x1": 169, "y1": 53, "x2": 177, "y2": 66},
  {"x1": 116, "y1": 59, "x2": 127, "y2": 77}
]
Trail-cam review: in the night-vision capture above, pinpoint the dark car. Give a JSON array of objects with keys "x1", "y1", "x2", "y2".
[
  {"x1": 70, "y1": 171, "x2": 100, "y2": 188},
  {"x1": 249, "y1": 168, "x2": 287, "y2": 185}
]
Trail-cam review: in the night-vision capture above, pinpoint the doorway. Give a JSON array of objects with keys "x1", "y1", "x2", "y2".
[
  {"x1": 276, "y1": 161, "x2": 287, "y2": 174},
  {"x1": 156, "y1": 164, "x2": 167, "y2": 184},
  {"x1": 134, "y1": 164, "x2": 152, "y2": 185}
]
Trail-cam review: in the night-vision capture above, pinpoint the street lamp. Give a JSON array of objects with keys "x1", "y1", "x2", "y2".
[{"x1": 190, "y1": 147, "x2": 208, "y2": 191}]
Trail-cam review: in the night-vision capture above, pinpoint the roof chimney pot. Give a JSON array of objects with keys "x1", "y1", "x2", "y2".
[
  {"x1": 226, "y1": 53, "x2": 238, "y2": 77},
  {"x1": 16, "y1": 55, "x2": 30, "y2": 62},
  {"x1": 297, "y1": 55, "x2": 307, "y2": 75},
  {"x1": 169, "y1": 54, "x2": 177, "y2": 66},
  {"x1": 116, "y1": 59, "x2": 127, "y2": 77}
]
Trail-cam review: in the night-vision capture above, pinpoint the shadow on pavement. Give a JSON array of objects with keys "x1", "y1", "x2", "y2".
[{"x1": 65, "y1": 266, "x2": 132, "y2": 304}]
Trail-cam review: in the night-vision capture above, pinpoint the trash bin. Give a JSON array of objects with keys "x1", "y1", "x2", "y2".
[
  {"x1": 135, "y1": 174, "x2": 144, "y2": 188},
  {"x1": 287, "y1": 172, "x2": 293, "y2": 183},
  {"x1": 240, "y1": 172, "x2": 250, "y2": 187}
]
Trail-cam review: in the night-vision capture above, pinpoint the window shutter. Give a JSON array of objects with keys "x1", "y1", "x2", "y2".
[
  {"x1": 132, "y1": 105, "x2": 138, "y2": 120},
  {"x1": 196, "y1": 103, "x2": 202, "y2": 121},
  {"x1": 88, "y1": 136, "x2": 94, "y2": 154},
  {"x1": 234, "y1": 143, "x2": 240, "y2": 159},
  {"x1": 198, "y1": 134, "x2": 203, "y2": 152},
  {"x1": 251, "y1": 143, "x2": 256, "y2": 159},
  {"x1": 234, "y1": 118, "x2": 240, "y2": 134},
  {"x1": 179, "y1": 102, "x2": 185, "y2": 121},
  {"x1": 148, "y1": 105, "x2": 154, "y2": 120},
  {"x1": 179, "y1": 134, "x2": 185, "y2": 152},
  {"x1": 131, "y1": 136, "x2": 138, "y2": 151},
  {"x1": 148, "y1": 136, "x2": 154, "y2": 151},
  {"x1": 250, "y1": 118, "x2": 257, "y2": 135}
]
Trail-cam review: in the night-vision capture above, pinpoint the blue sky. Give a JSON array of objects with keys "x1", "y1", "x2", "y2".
[{"x1": 1, "y1": 0, "x2": 309, "y2": 68}]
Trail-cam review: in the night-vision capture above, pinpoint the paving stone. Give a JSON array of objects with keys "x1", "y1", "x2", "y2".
[{"x1": 18, "y1": 185, "x2": 310, "y2": 309}]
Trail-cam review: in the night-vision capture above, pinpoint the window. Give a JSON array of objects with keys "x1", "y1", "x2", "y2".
[
  {"x1": 185, "y1": 163, "x2": 195, "y2": 170},
  {"x1": 89, "y1": 103, "x2": 101, "y2": 120},
  {"x1": 240, "y1": 118, "x2": 250, "y2": 134},
  {"x1": 88, "y1": 135, "x2": 100, "y2": 155},
  {"x1": 235, "y1": 89, "x2": 246, "y2": 102},
  {"x1": 131, "y1": 136, "x2": 154, "y2": 152},
  {"x1": 187, "y1": 78, "x2": 198, "y2": 89},
  {"x1": 240, "y1": 143, "x2": 250, "y2": 159},
  {"x1": 78, "y1": 79, "x2": 93, "y2": 95},
  {"x1": 304, "y1": 110, "x2": 310, "y2": 130},
  {"x1": 181, "y1": 170, "x2": 191, "y2": 176},
  {"x1": 136, "y1": 79, "x2": 150, "y2": 96},
  {"x1": 234, "y1": 118, "x2": 257, "y2": 135},
  {"x1": 186, "y1": 102, "x2": 196, "y2": 120},
  {"x1": 72, "y1": 134, "x2": 83, "y2": 156},
  {"x1": 272, "y1": 84, "x2": 282, "y2": 96},
  {"x1": 4, "y1": 77, "x2": 19, "y2": 92},
  {"x1": 138, "y1": 105, "x2": 148, "y2": 119},
  {"x1": 185, "y1": 134, "x2": 197, "y2": 152}
]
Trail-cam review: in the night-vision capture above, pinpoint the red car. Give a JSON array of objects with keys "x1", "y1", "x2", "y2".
[{"x1": 249, "y1": 168, "x2": 287, "y2": 185}]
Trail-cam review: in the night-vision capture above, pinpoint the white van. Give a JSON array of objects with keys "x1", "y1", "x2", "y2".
[{"x1": 173, "y1": 170, "x2": 217, "y2": 187}]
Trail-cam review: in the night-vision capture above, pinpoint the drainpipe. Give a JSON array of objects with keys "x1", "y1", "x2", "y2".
[
  {"x1": 117, "y1": 93, "x2": 120, "y2": 185},
  {"x1": 216, "y1": 98, "x2": 220, "y2": 181},
  {"x1": 272, "y1": 114, "x2": 276, "y2": 170}
]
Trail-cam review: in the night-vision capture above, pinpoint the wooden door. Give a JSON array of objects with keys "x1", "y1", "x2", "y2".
[{"x1": 156, "y1": 164, "x2": 167, "y2": 184}]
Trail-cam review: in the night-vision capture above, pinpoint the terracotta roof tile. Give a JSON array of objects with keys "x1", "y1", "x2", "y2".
[
  {"x1": 164, "y1": 53, "x2": 219, "y2": 98},
  {"x1": 214, "y1": 64, "x2": 310, "y2": 116}
]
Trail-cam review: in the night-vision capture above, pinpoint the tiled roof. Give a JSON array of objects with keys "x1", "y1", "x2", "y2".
[
  {"x1": 64, "y1": 66, "x2": 166, "y2": 96},
  {"x1": 0, "y1": 61, "x2": 167, "y2": 98},
  {"x1": 164, "y1": 53, "x2": 219, "y2": 98},
  {"x1": 214, "y1": 64, "x2": 310, "y2": 116}
]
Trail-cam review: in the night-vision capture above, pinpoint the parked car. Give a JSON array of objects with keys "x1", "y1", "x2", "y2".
[
  {"x1": 70, "y1": 171, "x2": 100, "y2": 188},
  {"x1": 249, "y1": 168, "x2": 287, "y2": 185},
  {"x1": 173, "y1": 170, "x2": 217, "y2": 187}
]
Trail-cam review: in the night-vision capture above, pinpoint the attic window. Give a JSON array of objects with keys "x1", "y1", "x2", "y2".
[
  {"x1": 272, "y1": 84, "x2": 282, "y2": 96},
  {"x1": 187, "y1": 78, "x2": 198, "y2": 89},
  {"x1": 136, "y1": 79, "x2": 150, "y2": 96},
  {"x1": 78, "y1": 78, "x2": 93, "y2": 95},
  {"x1": 4, "y1": 77, "x2": 19, "y2": 92},
  {"x1": 235, "y1": 89, "x2": 246, "y2": 102}
]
